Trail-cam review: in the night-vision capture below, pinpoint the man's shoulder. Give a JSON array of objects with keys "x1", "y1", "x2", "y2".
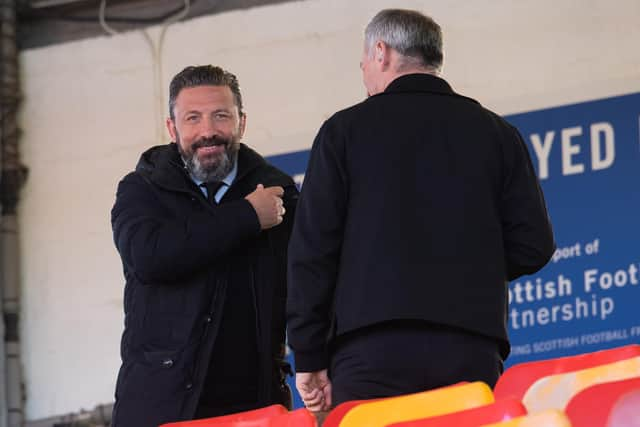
[
  {"x1": 114, "y1": 143, "x2": 177, "y2": 184},
  {"x1": 476, "y1": 105, "x2": 522, "y2": 136},
  {"x1": 135, "y1": 143, "x2": 178, "y2": 174},
  {"x1": 116, "y1": 169, "x2": 151, "y2": 194},
  {"x1": 327, "y1": 100, "x2": 368, "y2": 124},
  {"x1": 313, "y1": 100, "x2": 369, "y2": 141}
]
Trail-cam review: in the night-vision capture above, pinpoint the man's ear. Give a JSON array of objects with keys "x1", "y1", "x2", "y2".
[
  {"x1": 166, "y1": 117, "x2": 178, "y2": 142},
  {"x1": 375, "y1": 41, "x2": 391, "y2": 69},
  {"x1": 376, "y1": 43, "x2": 384, "y2": 62}
]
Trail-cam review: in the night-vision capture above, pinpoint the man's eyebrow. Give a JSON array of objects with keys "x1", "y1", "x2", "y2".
[{"x1": 182, "y1": 108, "x2": 232, "y2": 116}]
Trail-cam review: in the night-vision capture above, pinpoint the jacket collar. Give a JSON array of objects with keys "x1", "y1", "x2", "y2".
[
  {"x1": 374, "y1": 73, "x2": 479, "y2": 105},
  {"x1": 136, "y1": 142, "x2": 265, "y2": 193},
  {"x1": 236, "y1": 143, "x2": 267, "y2": 182}
]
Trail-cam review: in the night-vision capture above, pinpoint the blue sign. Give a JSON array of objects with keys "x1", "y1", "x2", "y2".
[
  {"x1": 267, "y1": 92, "x2": 640, "y2": 406},
  {"x1": 268, "y1": 150, "x2": 309, "y2": 190},
  {"x1": 504, "y1": 93, "x2": 640, "y2": 365}
]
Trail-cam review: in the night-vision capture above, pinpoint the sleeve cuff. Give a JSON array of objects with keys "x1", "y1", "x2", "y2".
[
  {"x1": 294, "y1": 348, "x2": 329, "y2": 373},
  {"x1": 226, "y1": 198, "x2": 261, "y2": 236}
]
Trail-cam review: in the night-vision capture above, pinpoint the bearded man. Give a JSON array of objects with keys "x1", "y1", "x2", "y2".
[{"x1": 110, "y1": 65, "x2": 298, "y2": 427}]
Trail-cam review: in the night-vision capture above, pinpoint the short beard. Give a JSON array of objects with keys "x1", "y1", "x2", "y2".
[{"x1": 178, "y1": 135, "x2": 239, "y2": 182}]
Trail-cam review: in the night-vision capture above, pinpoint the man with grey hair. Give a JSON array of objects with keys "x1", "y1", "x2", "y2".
[{"x1": 287, "y1": 9, "x2": 554, "y2": 409}]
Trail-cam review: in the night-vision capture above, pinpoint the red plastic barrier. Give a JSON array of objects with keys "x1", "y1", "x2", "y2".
[
  {"x1": 565, "y1": 377, "x2": 640, "y2": 427},
  {"x1": 159, "y1": 404, "x2": 287, "y2": 427},
  {"x1": 494, "y1": 345, "x2": 640, "y2": 401}
]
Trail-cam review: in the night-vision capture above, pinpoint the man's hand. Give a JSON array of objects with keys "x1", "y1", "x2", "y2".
[
  {"x1": 245, "y1": 184, "x2": 285, "y2": 230},
  {"x1": 296, "y1": 370, "x2": 332, "y2": 412}
]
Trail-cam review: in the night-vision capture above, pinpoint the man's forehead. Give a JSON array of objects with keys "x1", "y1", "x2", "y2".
[
  {"x1": 176, "y1": 84, "x2": 233, "y2": 99},
  {"x1": 174, "y1": 85, "x2": 238, "y2": 111}
]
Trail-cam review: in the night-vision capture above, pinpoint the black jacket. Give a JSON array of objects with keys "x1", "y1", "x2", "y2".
[
  {"x1": 287, "y1": 74, "x2": 555, "y2": 371},
  {"x1": 111, "y1": 143, "x2": 298, "y2": 427}
]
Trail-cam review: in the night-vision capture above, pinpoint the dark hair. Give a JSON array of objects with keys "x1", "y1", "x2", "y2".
[
  {"x1": 365, "y1": 9, "x2": 443, "y2": 72},
  {"x1": 168, "y1": 65, "x2": 244, "y2": 120}
]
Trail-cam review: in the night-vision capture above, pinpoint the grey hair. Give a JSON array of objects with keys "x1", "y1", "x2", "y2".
[{"x1": 364, "y1": 9, "x2": 443, "y2": 73}]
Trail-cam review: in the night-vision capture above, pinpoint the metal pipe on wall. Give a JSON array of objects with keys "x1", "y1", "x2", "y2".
[{"x1": 0, "y1": 0, "x2": 28, "y2": 426}]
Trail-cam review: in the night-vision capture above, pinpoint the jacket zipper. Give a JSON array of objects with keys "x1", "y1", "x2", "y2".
[{"x1": 185, "y1": 275, "x2": 226, "y2": 417}]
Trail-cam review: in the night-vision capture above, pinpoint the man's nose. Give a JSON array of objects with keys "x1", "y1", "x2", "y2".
[{"x1": 199, "y1": 117, "x2": 219, "y2": 138}]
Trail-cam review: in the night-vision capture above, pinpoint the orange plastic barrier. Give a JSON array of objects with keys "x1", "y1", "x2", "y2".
[
  {"x1": 323, "y1": 382, "x2": 467, "y2": 427},
  {"x1": 494, "y1": 345, "x2": 640, "y2": 401},
  {"x1": 338, "y1": 382, "x2": 494, "y2": 427},
  {"x1": 323, "y1": 399, "x2": 376, "y2": 427},
  {"x1": 386, "y1": 398, "x2": 526, "y2": 427}
]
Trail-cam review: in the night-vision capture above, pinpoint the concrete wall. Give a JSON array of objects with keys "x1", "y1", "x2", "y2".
[{"x1": 17, "y1": 0, "x2": 640, "y2": 420}]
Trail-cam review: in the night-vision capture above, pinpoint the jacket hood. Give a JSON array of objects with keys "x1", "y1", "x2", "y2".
[
  {"x1": 136, "y1": 143, "x2": 177, "y2": 173},
  {"x1": 134, "y1": 142, "x2": 289, "y2": 190}
]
